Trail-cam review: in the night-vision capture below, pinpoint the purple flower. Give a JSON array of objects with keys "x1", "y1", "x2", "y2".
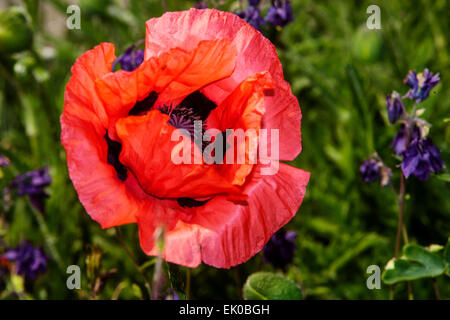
[
  {"x1": 237, "y1": 5, "x2": 265, "y2": 30},
  {"x1": 7, "y1": 167, "x2": 51, "y2": 213},
  {"x1": 401, "y1": 137, "x2": 445, "y2": 180},
  {"x1": 360, "y1": 158, "x2": 381, "y2": 183},
  {"x1": 392, "y1": 124, "x2": 420, "y2": 156},
  {"x1": 404, "y1": 69, "x2": 440, "y2": 103},
  {"x1": 248, "y1": 0, "x2": 261, "y2": 5},
  {"x1": 0, "y1": 155, "x2": 10, "y2": 167},
  {"x1": 163, "y1": 289, "x2": 180, "y2": 300},
  {"x1": 386, "y1": 91, "x2": 404, "y2": 124},
  {"x1": 392, "y1": 125, "x2": 407, "y2": 156},
  {"x1": 194, "y1": 1, "x2": 208, "y2": 9},
  {"x1": 266, "y1": 0, "x2": 294, "y2": 28},
  {"x1": 263, "y1": 229, "x2": 297, "y2": 269},
  {"x1": 112, "y1": 45, "x2": 144, "y2": 72},
  {"x1": 2, "y1": 241, "x2": 48, "y2": 280}
]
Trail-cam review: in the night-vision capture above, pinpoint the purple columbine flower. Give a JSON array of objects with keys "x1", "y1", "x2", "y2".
[
  {"x1": 7, "y1": 167, "x2": 51, "y2": 213},
  {"x1": 360, "y1": 158, "x2": 381, "y2": 183},
  {"x1": 0, "y1": 155, "x2": 10, "y2": 167},
  {"x1": 112, "y1": 45, "x2": 145, "y2": 72},
  {"x1": 263, "y1": 228, "x2": 297, "y2": 269},
  {"x1": 237, "y1": 4, "x2": 266, "y2": 30},
  {"x1": 194, "y1": 0, "x2": 208, "y2": 9},
  {"x1": 386, "y1": 91, "x2": 404, "y2": 124},
  {"x1": 401, "y1": 137, "x2": 445, "y2": 181},
  {"x1": 392, "y1": 125, "x2": 408, "y2": 156},
  {"x1": 404, "y1": 69, "x2": 440, "y2": 103},
  {"x1": 2, "y1": 241, "x2": 48, "y2": 280},
  {"x1": 391, "y1": 124, "x2": 421, "y2": 156},
  {"x1": 266, "y1": 0, "x2": 294, "y2": 28}
]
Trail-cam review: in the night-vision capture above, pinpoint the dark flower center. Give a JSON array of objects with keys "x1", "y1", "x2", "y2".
[
  {"x1": 128, "y1": 91, "x2": 158, "y2": 116},
  {"x1": 177, "y1": 197, "x2": 210, "y2": 208},
  {"x1": 104, "y1": 90, "x2": 220, "y2": 207},
  {"x1": 105, "y1": 132, "x2": 127, "y2": 181}
]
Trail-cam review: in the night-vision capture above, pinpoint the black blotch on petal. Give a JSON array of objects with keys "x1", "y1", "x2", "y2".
[
  {"x1": 104, "y1": 131, "x2": 127, "y2": 181},
  {"x1": 128, "y1": 91, "x2": 158, "y2": 116},
  {"x1": 178, "y1": 91, "x2": 217, "y2": 122},
  {"x1": 177, "y1": 197, "x2": 210, "y2": 208}
]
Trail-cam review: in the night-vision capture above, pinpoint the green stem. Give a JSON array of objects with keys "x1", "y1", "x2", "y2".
[
  {"x1": 115, "y1": 227, "x2": 152, "y2": 297},
  {"x1": 394, "y1": 173, "x2": 406, "y2": 258},
  {"x1": 30, "y1": 205, "x2": 64, "y2": 272},
  {"x1": 186, "y1": 268, "x2": 191, "y2": 300},
  {"x1": 151, "y1": 255, "x2": 164, "y2": 300},
  {"x1": 432, "y1": 279, "x2": 441, "y2": 300},
  {"x1": 408, "y1": 282, "x2": 414, "y2": 300}
]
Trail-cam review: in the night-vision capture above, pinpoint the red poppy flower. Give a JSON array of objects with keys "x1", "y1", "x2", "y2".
[{"x1": 61, "y1": 9, "x2": 309, "y2": 268}]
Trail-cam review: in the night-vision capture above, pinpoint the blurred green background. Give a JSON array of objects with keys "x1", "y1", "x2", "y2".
[{"x1": 0, "y1": 0, "x2": 448, "y2": 299}]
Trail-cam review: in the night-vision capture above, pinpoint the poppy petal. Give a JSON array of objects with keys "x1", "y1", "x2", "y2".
[
  {"x1": 61, "y1": 109, "x2": 146, "y2": 228},
  {"x1": 64, "y1": 43, "x2": 116, "y2": 130},
  {"x1": 145, "y1": 9, "x2": 302, "y2": 161},
  {"x1": 95, "y1": 39, "x2": 236, "y2": 139},
  {"x1": 62, "y1": 43, "x2": 149, "y2": 228},
  {"x1": 207, "y1": 71, "x2": 274, "y2": 185},
  {"x1": 115, "y1": 110, "x2": 244, "y2": 199},
  {"x1": 138, "y1": 163, "x2": 310, "y2": 268}
]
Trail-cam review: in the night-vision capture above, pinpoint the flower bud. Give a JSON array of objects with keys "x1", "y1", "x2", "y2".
[{"x1": 0, "y1": 7, "x2": 33, "y2": 54}]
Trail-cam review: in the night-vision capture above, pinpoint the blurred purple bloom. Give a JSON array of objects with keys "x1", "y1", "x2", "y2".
[
  {"x1": 392, "y1": 124, "x2": 420, "y2": 156},
  {"x1": 404, "y1": 69, "x2": 440, "y2": 103},
  {"x1": 360, "y1": 158, "x2": 381, "y2": 183},
  {"x1": 237, "y1": 5, "x2": 265, "y2": 30},
  {"x1": 7, "y1": 167, "x2": 51, "y2": 213},
  {"x1": 194, "y1": 1, "x2": 208, "y2": 9},
  {"x1": 0, "y1": 155, "x2": 10, "y2": 167},
  {"x1": 163, "y1": 289, "x2": 180, "y2": 300},
  {"x1": 2, "y1": 241, "x2": 48, "y2": 280},
  {"x1": 248, "y1": 0, "x2": 261, "y2": 5},
  {"x1": 392, "y1": 125, "x2": 407, "y2": 156},
  {"x1": 386, "y1": 91, "x2": 404, "y2": 124},
  {"x1": 401, "y1": 137, "x2": 444, "y2": 180},
  {"x1": 112, "y1": 45, "x2": 144, "y2": 72},
  {"x1": 263, "y1": 229, "x2": 297, "y2": 269},
  {"x1": 266, "y1": 0, "x2": 293, "y2": 28}
]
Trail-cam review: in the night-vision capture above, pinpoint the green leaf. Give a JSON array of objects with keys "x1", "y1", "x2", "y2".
[
  {"x1": 11, "y1": 274, "x2": 25, "y2": 294},
  {"x1": 131, "y1": 283, "x2": 143, "y2": 300},
  {"x1": 427, "y1": 244, "x2": 444, "y2": 253},
  {"x1": 436, "y1": 174, "x2": 450, "y2": 182},
  {"x1": 243, "y1": 272, "x2": 302, "y2": 300},
  {"x1": 444, "y1": 238, "x2": 450, "y2": 277},
  {"x1": 382, "y1": 244, "x2": 446, "y2": 284},
  {"x1": 0, "y1": 7, "x2": 33, "y2": 54}
]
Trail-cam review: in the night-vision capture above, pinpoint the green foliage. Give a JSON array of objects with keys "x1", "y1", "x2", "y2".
[
  {"x1": 382, "y1": 244, "x2": 446, "y2": 284},
  {"x1": 243, "y1": 272, "x2": 302, "y2": 300},
  {"x1": 0, "y1": 7, "x2": 33, "y2": 54},
  {"x1": 0, "y1": 0, "x2": 448, "y2": 300},
  {"x1": 444, "y1": 239, "x2": 450, "y2": 277}
]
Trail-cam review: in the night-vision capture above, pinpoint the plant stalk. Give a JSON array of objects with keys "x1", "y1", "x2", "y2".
[{"x1": 115, "y1": 227, "x2": 152, "y2": 297}]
